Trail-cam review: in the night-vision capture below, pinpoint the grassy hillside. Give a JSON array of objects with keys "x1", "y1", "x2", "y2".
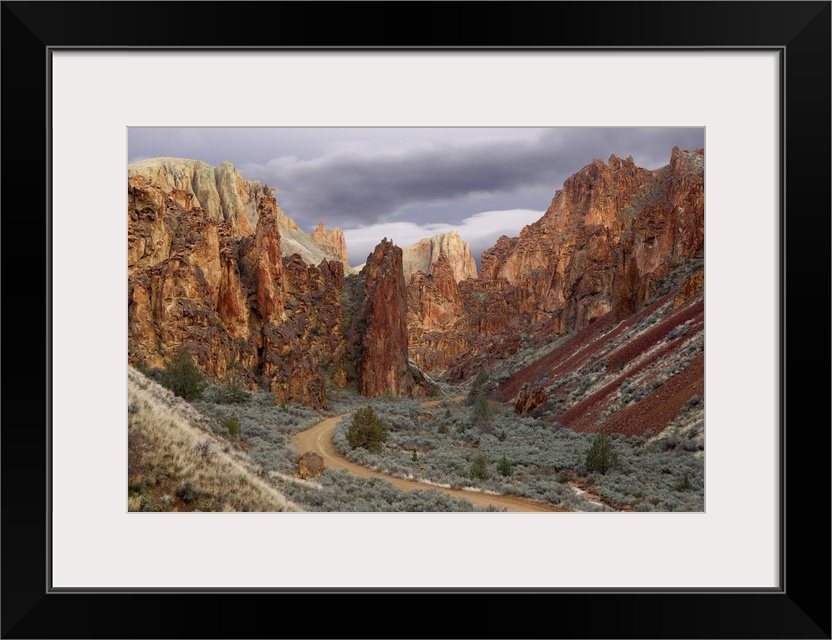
[{"x1": 128, "y1": 366, "x2": 300, "y2": 512}]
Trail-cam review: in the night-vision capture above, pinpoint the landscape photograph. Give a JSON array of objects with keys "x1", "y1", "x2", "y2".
[{"x1": 127, "y1": 127, "x2": 705, "y2": 513}]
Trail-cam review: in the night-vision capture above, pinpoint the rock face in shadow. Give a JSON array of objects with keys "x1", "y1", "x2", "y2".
[{"x1": 406, "y1": 148, "x2": 705, "y2": 379}]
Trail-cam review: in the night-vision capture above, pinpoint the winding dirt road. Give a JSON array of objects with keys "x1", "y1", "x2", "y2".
[{"x1": 292, "y1": 413, "x2": 563, "y2": 512}]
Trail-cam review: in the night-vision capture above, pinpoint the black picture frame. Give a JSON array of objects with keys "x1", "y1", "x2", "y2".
[{"x1": 2, "y1": 2, "x2": 829, "y2": 638}]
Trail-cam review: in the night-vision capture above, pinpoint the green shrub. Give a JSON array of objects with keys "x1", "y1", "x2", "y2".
[
  {"x1": 585, "y1": 429, "x2": 619, "y2": 474},
  {"x1": 675, "y1": 472, "x2": 693, "y2": 491},
  {"x1": 470, "y1": 452, "x2": 489, "y2": 480},
  {"x1": 175, "y1": 482, "x2": 201, "y2": 504},
  {"x1": 497, "y1": 454, "x2": 513, "y2": 477},
  {"x1": 224, "y1": 414, "x2": 240, "y2": 437},
  {"x1": 471, "y1": 393, "x2": 491, "y2": 425},
  {"x1": 346, "y1": 406, "x2": 389, "y2": 453},
  {"x1": 160, "y1": 345, "x2": 206, "y2": 401},
  {"x1": 214, "y1": 382, "x2": 250, "y2": 404}
]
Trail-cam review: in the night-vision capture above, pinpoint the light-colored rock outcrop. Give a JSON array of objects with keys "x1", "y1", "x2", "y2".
[
  {"x1": 129, "y1": 157, "x2": 264, "y2": 238},
  {"x1": 402, "y1": 230, "x2": 478, "y2": 283},
  {"x1": 129, "y1": 158, "x2": 353, "y2": 272},
  {"x1": 312, "y1": 222, "x2": 350, "y2": 266}
]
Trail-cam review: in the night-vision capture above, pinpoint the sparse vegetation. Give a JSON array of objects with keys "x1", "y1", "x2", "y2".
[
  {"x1": 211, "y1": 376, "x2": 251, "y2": 405},
  {"x1": 127, "y1": 366, "x2": 299, "y2": 512},
  {"x1": 329, "y1": 392, "x2": 702, "y2": 511}
]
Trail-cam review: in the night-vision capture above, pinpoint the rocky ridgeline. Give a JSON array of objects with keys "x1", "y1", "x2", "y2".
[
  {"x1": 128, "y1": 158, "x2": 352, "y2": 270},
  {"x1": 405, "y1": 147, "x2": 705, "y2": 378}
]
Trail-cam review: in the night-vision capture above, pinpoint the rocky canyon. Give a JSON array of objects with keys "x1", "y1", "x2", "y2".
[
  {"x1": 128, "y1": 147, "x2": 704, "y2": 435},
  {"x1": 128, "y1": 158, "x2": 429, "y2": 409}
]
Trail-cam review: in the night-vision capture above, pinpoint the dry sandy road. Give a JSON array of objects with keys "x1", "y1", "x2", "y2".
[{"x1": 291, "y1": 413, "x2": 562, "y2": 512}]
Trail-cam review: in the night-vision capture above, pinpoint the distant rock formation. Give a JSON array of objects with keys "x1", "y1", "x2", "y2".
[
  {"x1": 128, "y1": 149, "x2": 703, "y2": 415},
  {"x1": 406, "y1": 148, "x2": 705, "y2": 378},
  {"x1": 406, "y1": 256, "x2": 469, "y2": 372},
  {"x1": 311, "y1": 222, "x2": 352, "y2": 273},
  {"x1": 402, "y1": 230, "x2": 478, "y2": 283}
]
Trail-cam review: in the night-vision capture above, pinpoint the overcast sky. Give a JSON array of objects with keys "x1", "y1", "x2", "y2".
[{"x1": 128, "y1": 127, "x2": 704, "y2": 268}]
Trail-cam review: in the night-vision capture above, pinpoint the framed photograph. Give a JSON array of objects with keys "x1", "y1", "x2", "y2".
[{"x1": 3, "y1": 2, "x2": 828, "y2": 638}]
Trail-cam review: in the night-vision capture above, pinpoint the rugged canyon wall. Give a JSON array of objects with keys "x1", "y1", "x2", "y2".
[
  {"x1": 129, "y1": 158, "x2": 263, "y2": 238},
  {"x1": 129, "y1": 149, "x2": 703, "y2": 405},
  {"x1": 128, "y1": 176, "x2": 345, "y2": 409},
  {"x1": 406, "y1": 148, "x2": 704, "y2": 378},
  {"x1": 128, "y1": 158, "x2": 351, "y2": 271},
  {"x1": 128, "y1": 167, "x2": 418, "y2": 408}
]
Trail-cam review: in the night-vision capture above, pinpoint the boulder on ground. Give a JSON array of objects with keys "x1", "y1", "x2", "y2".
[{"x1": 297, "y1": 451, "x2": 325, "y2": 479}]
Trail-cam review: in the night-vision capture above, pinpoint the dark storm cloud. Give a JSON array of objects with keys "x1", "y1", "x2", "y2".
[
  {"x1": 235, "y1": 127, "x2": 703, "y2": 228},
  {"x1": 129, "y1": 127, "x2": 704, "y2": 246}
]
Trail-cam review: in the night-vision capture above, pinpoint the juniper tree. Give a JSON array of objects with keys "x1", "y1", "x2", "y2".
[
  {"x1": 161, "y1": 345, "x2": 206, "y2": 401},
  {"x1": 585, "y1": 428, "x2": 619, "y2": 474},
  {"x1": 346, "y1": 406, "x2": 389, "y2": 453},
  {"x1": 470, "y1": 451, "x2": 489, "y2": 480}
]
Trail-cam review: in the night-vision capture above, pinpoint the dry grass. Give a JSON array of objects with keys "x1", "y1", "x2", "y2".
[{"x1": 128, "y1": 366, "x2": 301, "y2": 512}]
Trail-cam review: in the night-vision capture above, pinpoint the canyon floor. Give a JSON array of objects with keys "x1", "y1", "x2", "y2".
[{"x1": 291, "y1": 411, "x2": 563, "y2": 512}]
